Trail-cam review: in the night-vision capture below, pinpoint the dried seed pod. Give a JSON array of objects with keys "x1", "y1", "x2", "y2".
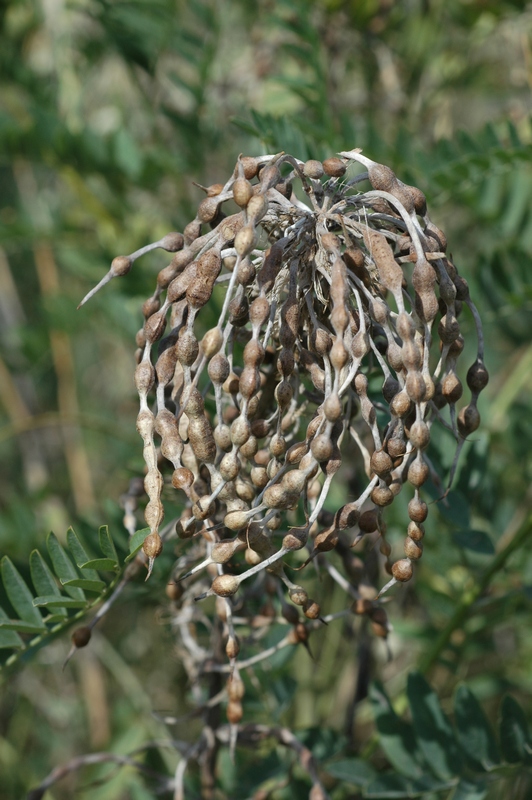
[
  {"x1": 322, "y1": 157, "x2": 346, "y2": 177},
  {"x1": 211, "y1": 574, "x2": 240, "y2": 597},
  {"x1": 466, "y1": 360, "x2": 489, "y2": 393},
  {"x1": 233, "y1": 177, "x2": 253, "y2": 207},
  {"x1": 72, "y1": 626, "x2": 92, "y2": 648},
  {"x1": 391, "y1": 558, "x2": 413, "y2": 582},
  {"x1": 458, "y1": 403, "x2": 481, "y2": 437}
]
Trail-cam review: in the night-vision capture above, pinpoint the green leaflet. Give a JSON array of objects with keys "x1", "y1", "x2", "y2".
[
  {"x1": 370, "y1": 681, "x2": 427, "y2": 778},
  {"x1": 98, "y1": 526, "x2": 119, "y2": 566},
  {"x1": 0, "y1": 606, "x2": 24, "y2": 649},
  {"x1": 1, "y1": 556, "x2": 45, "y2": 630},
  {"x1": 33, "y1": 596, "x2": 88, "y2": 609},
  {"x1": 125, "y1": 528, "x2": 150, "y2": 563},
  {"x1": 406, "y1": 672, "x2": 463, "y2": 780},
  {"x1": 454, "y1": 685, "x2": 500, "y2": 770},
  {"x1": 29, "y1": 550, "x2": 67, "y2": 617},
  {"x1": 66, "y1": 528, "x2": 100, "y2": 581},
  {"x1": 499, "y1": 695, "x2": 532, "y2": 765},
  {"x1": 46, "y1": 533, "x2": 86, "y2": 601}
]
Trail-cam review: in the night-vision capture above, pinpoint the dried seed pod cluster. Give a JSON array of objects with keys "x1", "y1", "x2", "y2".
[{"x1": 81, "y1": 148, "x2": 487, "y2": 668}]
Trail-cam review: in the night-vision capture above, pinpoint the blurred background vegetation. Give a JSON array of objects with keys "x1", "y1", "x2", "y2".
[{"x1": 1, "y1": 0, "x2": 532, "y2": 797}]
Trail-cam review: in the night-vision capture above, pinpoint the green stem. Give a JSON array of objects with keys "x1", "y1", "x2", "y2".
[{"x1": 419, "y1": 513, "x2": 532, "y2": 674}]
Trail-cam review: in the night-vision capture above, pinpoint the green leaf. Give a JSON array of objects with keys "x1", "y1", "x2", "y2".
[
  {"x1": 364, "y1": 774, "x2": 456, "y2": 799},
  {"x1": 433, "y1": 489, "x2": 470, "y2": 527},
  {"x1": 1, "y1": 556, "x2": 45, "y2": 629},
  {"x1": 124, "y1": 528, "x2": 149, "y2": 563},
  {"x1": 33, "y1": 595, "x2": 88, "y2": 609},
  {"x1": 79, "y1": 558, "x2": 119, "y2": 571},
  {"x1": 46, "y1": 533, "x2": 86, "y2": 601},
  {"x1": 66, "y1": 528, "x2": 99, "y2": 580},
  {"x1": 499, "y1": 695, "x2": 532, "y2": 764},
  {"x1": 0, "y1": 606, "x2": 24, "y2": 648},
  {"x1": 30, "y1": 550, "x2": 68, "y2": 618},
  {"x1": 60, "y1": 578, "x2": 106, "y2": 592},
  {"x1": 0, "y1": 620, "x2": 47, "y2": 634},
  {"x1": 407, "y1": 672, "x2": 463, "y2": 780},
  {"x1": 325, "y1": 758, "x2": 376, "y2": 787},
  {"x1": 370, "y1": 681, "x2": 426, "y2": 777},
  {"x1": 99, "y1": 526, "x2": 118, "y2": 563},
  {"x1": 452, "y1": 778, "x2": 488, "y2": 800},
  {"x1": 452, "y1": 529, "x2": 495, "y2": 555},
  {"x1": 454, "y1": 685, "x2": 500, "y2": 770}
]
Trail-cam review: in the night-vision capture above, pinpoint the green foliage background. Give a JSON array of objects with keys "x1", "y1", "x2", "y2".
[{"x1": 1, "y1": 0, "x2": 532, "y2": 797}]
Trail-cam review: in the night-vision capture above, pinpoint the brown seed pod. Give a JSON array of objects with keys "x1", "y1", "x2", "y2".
[
  {"x1": 458, "y1": 403, "x2": 481, "y2": 437},
  {"x1": 466, "y1": 360, "x2": 489, "y2": 393},
  {"x1": 233, "y1": 177, "x2": 253, "y2": 207},
  {"x1": 404, "y1": 537, "x2": 423, "y2": 559},
  {"x1": 211, "y1": 574, "x2": 240, "y2": 597},
  {"x1": 72, "y1": 626, "x2": 92, "y2": 648},
  {"x1": 371, "y1": 450, "x2": 393, "y2": 478},
  {"x1": 322, "y1": 157, "x2": 346, "y2": 177},
  {"x1": 408, "y1": 497, "x2": 428, "y2": 523},
  {"x1": 359, "y1": 509, "x2": 379, "y2": 533},
  {"x1": 143, "y1": 532, "x2": 163, "y2": 559},
  {"x1": 391, "y1": 558, "x2": 413, "y2": 582},
  {"x1": 371, "y1": 484, "x2": 394, "y2": 507},
  {"x1": 303, "y1": 159, "x2": 324, "y2": 179}
]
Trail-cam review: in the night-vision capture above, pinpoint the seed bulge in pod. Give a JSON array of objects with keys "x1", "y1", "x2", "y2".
[
  {"x1": 176, "y1": 330, "x2": 199, "y2": 366},
  {"x1": 289, "y1": 585, "x2": 308, "y2": 606},
  {"x1": 236, "y1": 256, "x2": 256, "y2": 286},
  {"x1": 370, "y1": 450, "x2": 393, "y2": 478},
  {"x1": 231, "y1": 416, "x2": 251, "y2": 446},
  {"x1": 303, "y1": 159, "x2": 324, "y2": 179},
  {"x1": 259, "y1": 163, "x2": 281, "y2": 190},
  {"x1": 322, "y1": 157, "x2": 346, "y2": 177},
  {"x1": 144, "y1": 309, "x2": 167, "y2": 343},
  {"x1": 407, "y1": 521, "x2": 425, "y2": 541},
  {"x1": 208, "y1": 353, "x2": 230, "y2": 385},
  {"x1": 233, "y1": 177, "x2": 253, "y2": 207},
  {"x1": 458, "y1": 403, "x2": 480, "y2": 437},
  {"x1": 143, "y1": 532, "x2": 163, "y2": 559},
  {"x1": 197, "y1": 196, "x2": 219, "y2": 223},
  {"x1": 390, "y1": 390, "x2": 411, "y2": 418},
  {"x1": 72, "y1": 626, "x2": 92, "y2": 648},
  {"x1": 311, "y1": 434, "x2": 333, "y2": 462},
  {"x1": 303, "y1": 598, "x2": 320, "y2": 619},
  {"x1": 324, "y1": 393, "x2": 342, "y2": 422},
  {"x1": 240, "y1": 434, "x2": 258, "y2": 459},
  {"x1": 404, "y1": 537, "x2": 423, "y2": 559},
  {"x1": 466, "y1": 360, "x2": 489, "y2": 393},
  {"x1": 438, "y1": 314, "x2": 460, "y2": 344},
  {"x1": 405, "y1": 371, "x2": 426, "y2": 403},
  {"x1": 371, "y1": 485, "x2": 394, "y2": 507},
  {"x1": 246, "y1": 194, "x2": 268, "y2": 223},
  {"x1": 359, "y1": 508, "x2": 379, "y2": 533},
  {"x1": 211, "y1": 574, "x2": 239, "y2": 597},
  {"x1": 408, "y1": 497, "x2": 428, "y2": 523},
  {"x1": 135, "y1": 361, "x2": 155, "y2": 395},
  {"x1": 407, "y1": 458, "x2": 429, "y2": 487},
  {"x1": 442, "y1": 372, "x2": 463, "y2": 404},
  {"x1": 391, "y1": 558, "x2": 413, "y2": 582},
  {"x1": 249, "y1": 296, "x2": 270, "y2": 329},
  {"x1": 235, "y1": 225, "x2": 257, "y2": 257},
  {"x1": 263, "y1": 483, "x2": 292, "y2": 509},
  {"x1": 201, "y1": 327, "x2": 223, "y2": 358},
  {"x1": 275, "y1": 380, "x2": 293, "y2": 410},
  {"x1": 409, "y1": 420, "x2": 430, "y2": 450}
]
